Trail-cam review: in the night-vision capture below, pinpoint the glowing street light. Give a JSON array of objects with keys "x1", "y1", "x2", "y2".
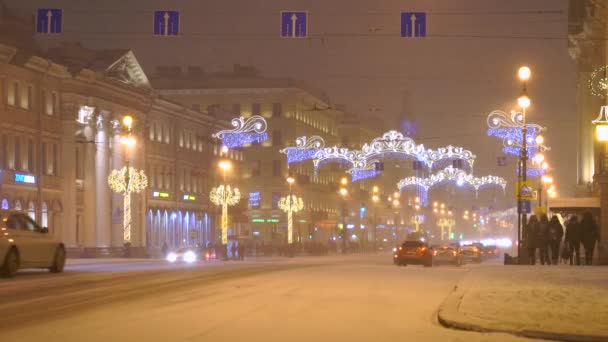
[
  {"x1": 210, "y1": 185, "x2": 241, "y2": 245},
  {"x1": 518, "y1": 66, "x2": 531, "y2": 81},
  {"x1": 279, "y1": 195, "x2": 304, "y2": 244}
]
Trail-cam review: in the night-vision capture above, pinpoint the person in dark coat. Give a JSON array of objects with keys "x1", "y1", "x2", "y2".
[
  {"x1": 565, "y1": 216, "x2": 581, "y2": 265},
  {"x1": 548, "y1": 216, "x2": 564, "y2": 265},
  {"x1": 538, "y1": 214, "x2": 551, "y2": 265},
  {"x1": 580, "y1": 212, "x2": 599, "y2": 265},
  {"x1": 525, "y1": 215, "x2": 540, "y2": 265},
  {"x1": 237, "y1": 241, "x2": 245, "y2": 261},
  {"x1": 231, "y1": 243, "x2": 238, "y2": 260}
]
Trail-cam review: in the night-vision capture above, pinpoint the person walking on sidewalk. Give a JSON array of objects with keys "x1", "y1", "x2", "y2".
[
  {"x1": 548, "y1": 216, "x2": 564, "y2": 265},
  {"x1": 538, "y1": 214, "x2": 551, "y2": 265},
  {"x1": 565, "y1": 215, "x2": 581, "y2": 265},
  {"x1": 580, "y1": 212, "x2": 599, "y2": 265},
  {"x1": 525, "y1": 215, "x2": 540, "y2": 265}
]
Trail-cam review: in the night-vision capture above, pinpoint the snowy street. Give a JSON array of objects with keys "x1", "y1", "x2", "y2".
[{"x1": 0, "y1": 254, "x2": 535, "y2": 342}]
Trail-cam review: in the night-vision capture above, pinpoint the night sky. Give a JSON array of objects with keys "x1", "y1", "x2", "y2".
[{"x1": 13, "y1": 0, "x2": 577, "y2": 201}]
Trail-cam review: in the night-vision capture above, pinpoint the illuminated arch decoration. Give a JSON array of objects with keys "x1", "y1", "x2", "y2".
[
  {"x1": 280, "y1": 136, "x2": 325, "y2": 164},
  {"x1": 212, "y1": 115, "x2": 268, "y2": 148},
  {"x1": 427, "y1": 145, "x2": 476, "y2": 171},
  {"x1": 487, "y1": 110, "x2": 549, "y2": 156},
  {"x1": 353, "y1": 131, "x2": 427, "y2": 168},
  {"x1": 398, "y1": 166, "x2": 507, "y2": 205},
  {"x1": 349, "y1": 162, "x2": 382, "y2": 182},
  {"x1": 313, "y1": 146, "x2": 359, "y2": 172},
  {"x1": 589, "y1": 65, "x2": 608, "y2": 98}
]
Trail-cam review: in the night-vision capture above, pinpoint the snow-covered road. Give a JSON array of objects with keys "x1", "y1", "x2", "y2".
[{"x1": 0, "y1": 255, "x2": 538, "y2": 342}]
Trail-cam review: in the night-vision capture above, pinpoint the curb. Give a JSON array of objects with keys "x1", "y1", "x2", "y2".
[{"x1": 437, "y1": 285, "x2": 608, "y2": 342}]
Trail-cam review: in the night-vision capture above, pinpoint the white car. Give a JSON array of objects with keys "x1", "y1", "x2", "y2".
[{"x1": 1, "y1": 211, "x2": 66, "y2": 278}]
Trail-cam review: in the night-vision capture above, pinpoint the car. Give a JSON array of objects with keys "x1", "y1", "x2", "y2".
[
  {"x1": 482, "y1": 245, "x2": 500, "y2": 259},
  {"x1": 166, "y1": 247, "x2": 200, "y2": 263},
  {"x1": 393, "y1": 240, "x2": 433, "y2": 267},
  {"x1": 431, "y1": 244, "x2": 462, "y2": 266},
  {"x1": 0, "y1": 210, "x2": 66, "y2": 278},
  {"x1": 460, "y1": 244, "x2": 482, "y2": 263}
]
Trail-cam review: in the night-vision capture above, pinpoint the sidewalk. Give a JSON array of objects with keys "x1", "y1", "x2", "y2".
[{"x1": 438, "y1": 264, "x2": 608, "y2": 341}]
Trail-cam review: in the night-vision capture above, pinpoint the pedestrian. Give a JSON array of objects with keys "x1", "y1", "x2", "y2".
[
  {"x1": 237, "y1": 241, "x2": 245, "y2": 261},
  {"x1": 538, "y1": 214, "x2": 551, "y2": 265},
  {"x1": 161, "y1": 242, "x2": 168, "y2": 258},
  {"x1": 231, "y1": 242, "x2": 238, "y2": 260},
  {"x1": 580, "y1": 212, "x2": 599, "y2": 265},
  {"x1": 564, "y1": 216, "x2": 581, "y2": 265},
  {"x1": 525, "y1": 215, "x2": 539, "y2": 265},
  {"x1": 548, "y1": 216, "x2": 564, "y2": 265}
]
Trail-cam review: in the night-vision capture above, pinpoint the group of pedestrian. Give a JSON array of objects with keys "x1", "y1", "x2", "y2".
[{"x1": 524, "y1": 212, "x2": 598, "y2": 265}]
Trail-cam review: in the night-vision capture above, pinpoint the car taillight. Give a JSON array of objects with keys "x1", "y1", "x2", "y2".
[
  {"x1": 398, "y1": 246, "x2": 403, "y2": 251},
  {"x1": 452, "y1": 251, "x2": 457, "y2": 256},
  {"x1": 432, "y1": 250, "x2": 438, "y2": 256},
  {"x1": 473, "y1": 247, "x2": 479, "y2": 253}
]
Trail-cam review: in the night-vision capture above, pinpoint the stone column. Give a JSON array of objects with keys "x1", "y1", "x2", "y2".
[
  {"x1": 110, "y1": 118, "x2": 125, "y2": 247},
  {"x1": 594, "y1": 173, "x2": 608, "y2": 265},
  {"x1": 60, "y1": 102, "x2": 80, "y2": 247},
  {"x1": 95, "y1": 113, "x2": 111, "y2": 247},
  {"x1": 83, "y1": 111, "x2": 97, "y2": 248}
]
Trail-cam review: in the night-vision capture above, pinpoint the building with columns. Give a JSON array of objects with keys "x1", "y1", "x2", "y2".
[
  {"x1": 568, "y1": 0, "x2": 607, "y2": 263},
  {"x1": 0, "y1": 39, "x2": 232, "y2": 257}
]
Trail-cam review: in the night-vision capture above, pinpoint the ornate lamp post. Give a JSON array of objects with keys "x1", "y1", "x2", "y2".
[
  {"x1": 516, "y1": 66, "x2": 531, "y2": 263},
  {"x1": 339, "y1": 177, "x2": 349, "y2": 253},
  {"x1": 210, "y1": 159, "x2": 240, "y2": 245},
  {"x1": 107, "y1": 115, "x2": 148, "y2": 244},
  {"x1": 279, "y1": 194, "x2": 304, "y2": 244},
  {"x1": 437, "y1": 217, "x2": 456, "y2": 241},
  {"x1": 372, "y1": 186, "x2": 380, "y2": 250}
]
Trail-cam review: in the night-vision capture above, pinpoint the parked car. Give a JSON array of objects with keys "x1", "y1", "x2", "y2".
[
  {"x1": 431, "y1": 244, "x2": 462, "y2": 266},
  {"x1": 482, "y1": 245, "x2": 500, "y2": 259},
  {"x1": 166, "y1": 247, "x2": 200, "y2": 263},
  {"x1": 393, "y1": 240, "x2": 433, "y2": 267},
  {"x1": 0, "y1": 211, "x2": 66, "y2": 278},
  {"x1": 461, "y1": 244, "x2": 482, "y2": 263}
]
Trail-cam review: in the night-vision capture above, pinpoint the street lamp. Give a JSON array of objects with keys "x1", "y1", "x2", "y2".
[
  {"x1": 108, "y1": 115, "x2": 148, "y2": 245},
  {"x1": 339, "y1": 180, "x2": 348, "y2": 254},
  {"x1": 210, "y1": 159, "x2": 241, "y2": 246},
  {"x1": 372, "y1": 187, "x2": 379, "y2": 249},
  {"x1": 592, "y1": 106, "x2": 608, "y2": 172},
  {"x1": 517, "y1": 65, "x2": 531, "y2": 263}
]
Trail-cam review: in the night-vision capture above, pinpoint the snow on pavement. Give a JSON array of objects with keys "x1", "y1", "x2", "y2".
[{"x1": 456, "y1": 264, "x2": 608, "y2": 338}]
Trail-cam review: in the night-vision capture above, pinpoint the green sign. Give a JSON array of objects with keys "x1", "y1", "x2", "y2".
[
  {"x1": 252, "y1": 218, "x2": 265, "y2": 223},
  {"x1": 251, "y1": 218, "x2": 281, "y2": 223}
]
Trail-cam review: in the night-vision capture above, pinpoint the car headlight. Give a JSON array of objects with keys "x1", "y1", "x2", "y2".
[
  {"x1": 392, "y1": 247, "x2": 397, "y2": 253},
  {"x1": 166, "y1": 253, "x2": 177, "y2": 262},
  {"x1": 183, "y1": 251, "x2": 197, "y2": 263}
]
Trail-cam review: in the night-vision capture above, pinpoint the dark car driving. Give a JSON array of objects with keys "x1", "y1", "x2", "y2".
[
  {"x1": 431, "y1": 244, "x2": 462, "y2": 266},
  {"x1": 393, "y1": 240, "x2": 433, "y2": 267}
]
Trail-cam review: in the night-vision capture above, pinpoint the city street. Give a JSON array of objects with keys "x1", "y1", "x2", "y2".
[{"x1": 0, "y1": 254, "x2": 532, "y2": 342}]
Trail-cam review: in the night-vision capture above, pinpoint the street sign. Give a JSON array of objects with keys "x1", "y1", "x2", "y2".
[
  {"x1": 518, "y1": 200, "x2": 531, "y2": 214},
  {"x1": 401, "y1": 12, "x2": 426, "y2": 38},
  {"x1": 516, "y1": 181, "x2": 536, "y2": 200},
  {"x1": 154, "y1": 10, "x2": 179, "y2": 36},
  {"x1": 36, "y1": 8, "x2": 62, "y2": 34},
  {"x1": 281, "y1": 11, "x2": 307, "y2": 38}
]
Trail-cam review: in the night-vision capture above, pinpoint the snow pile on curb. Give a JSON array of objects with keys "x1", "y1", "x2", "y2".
[{"x1": 439, "y1": 265, "x2": 608, "y2": 341}]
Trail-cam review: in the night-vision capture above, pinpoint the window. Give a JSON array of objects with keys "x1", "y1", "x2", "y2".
[
  {"x1": 252, "y1": 103, "x2": 261, "y2": 116},
  {"x1": 27, "y1": 202, "x2": 35, "y2": 221},
  {"x1": 249, "y1": 192, "x2": 261, "y2": 209},
  {"x1": 14, "y1": 137, "x2": 21, "y2": 171},
  {"x1": 149, "y1": 123, "x2": 155, "y2": 141},
  {"x1": 7, "y1": 81, "x2": 17, "y2": 106},
  {"x1": 41, "y1": 202, "x2": 48, "y2": 228},
  {"x1": 272, "y1": 130, "x2": 282, "y2": 147},
  {"x1": 1, "y1": 199, "x2": 8, "y2": 210},
  {"x1": 21, "y1": 85, "x2": 32, "y2": 110},
  {"x1": 27, "y1": 139, "x2": 34, "y2": 172},
  {"x1": 52, "y1": 143, "x2": 58, "y2": 176},
  {"x1": 232, "y1": 104, "x2": 241, "y2": 116},
  {"x1": 272, "y1": 192, "x2": 281, "y2": 210},
  {"x1": 272, "y1": 103, "x2": 282, "y2": 117},
  {"x1": 51, "y1": 92, "x2": 58, "y2": 115},
  {"x1": 272, "y1": 160, "x2": 281, "y2": 177},
  {"x1": 251, "y1": 160, "x2": 261, "y2": 177}
]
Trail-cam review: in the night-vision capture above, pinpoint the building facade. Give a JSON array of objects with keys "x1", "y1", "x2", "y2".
[{"x1": 0, "y1": 41, "x2": 231, "y2": 257}]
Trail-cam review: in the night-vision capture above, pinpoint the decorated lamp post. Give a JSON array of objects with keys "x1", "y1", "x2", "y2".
[
  {"x1": 107, "y1": 115, "x2": 148, "y2": 243},
  {"x1": 437, "y1": 217, "x2": 456, "y2": 241},
  {"x1": 279, "y1": 194, "x2": 304, "y2": 244},
  {"x1": 210, "y1": 159, "x2": 240, "y2": 245},
  {"x1": 410, "y1": 214, "x2": 424, "y2": 233}
]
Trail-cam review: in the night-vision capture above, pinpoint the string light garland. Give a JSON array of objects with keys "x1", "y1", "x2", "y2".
[
  {"x1": 212, "y1": 116, "x2": 268, "y2": 148},
  {"x1": 427, "y1": 145, "x2": 476, "y2": 170},
  {"x1": 278, "y1": 195, "x2": 304, "y2": 244},
  {"x1": 487, "y1": 110, "x2": 550, "y2": 155},
  {"x1": 108, "y1": 166, "x2": 148, "y2": 242},
  {"x1": 210, "y1": 185, "x2": 241, "y2": 245},
  {"x1": 589, "y1": 65, "x2": 608, "y2": 98}
]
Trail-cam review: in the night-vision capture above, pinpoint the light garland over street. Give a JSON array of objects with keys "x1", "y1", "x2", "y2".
[{"x1": 213, "y1": 115, "x2": 268, "y2": 148}]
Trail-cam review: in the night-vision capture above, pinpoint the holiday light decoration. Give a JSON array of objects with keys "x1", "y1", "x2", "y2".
[
  {"x1": 589, "y1": 65, "x2": 608, "y2": 98},
  {"x1": 437, "y1": 217, "x2": 456, "y2": 241},
  {"x1": 313, "y1": 146, "x2": 358, "y2": 172},
  {"x1": 410, "y1": 214, "x2": 425, "y2": 232},
  {"x1": 427, "y1": 145, "x2": 476, "y2": 170},
  {"x1": 212, "y1": 116, "x2": 268, "y2": 148},
  {"x1": 280, "y1": 136, "x2": 325, "y2": 164},
  {"x1": 210, "y1": 185, "x2": 241, "y2": 245},
  {"x1": 350, "y1": 167, "x2": 382, "y2": 182},
  {"x1": 108, "y1": 167, "x2": 148, "y2": 242},
  {"x1": 352, "y1": 131, "x2": 427, "y2": 169},
  {"x1": 486, "y1": 110, "x2": 549, "y2": 155},
  {"x1": 278, "y1": 194, "x2": 304, "y2": 244}
]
